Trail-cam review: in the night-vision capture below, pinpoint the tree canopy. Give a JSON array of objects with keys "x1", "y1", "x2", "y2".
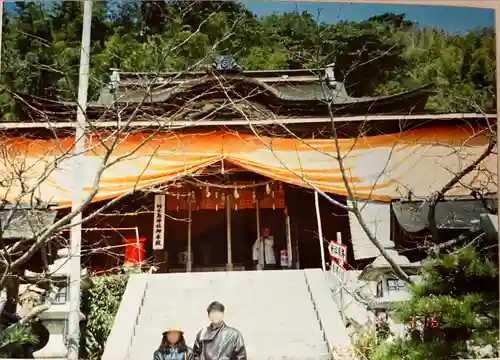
[{"x1": 0, "y1": 1, "x2": 496, "y2": 120}]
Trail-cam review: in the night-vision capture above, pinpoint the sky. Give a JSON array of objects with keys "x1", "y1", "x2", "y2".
[{"x1": 244, "y1": 2, "x2": 495, "y2": 33}]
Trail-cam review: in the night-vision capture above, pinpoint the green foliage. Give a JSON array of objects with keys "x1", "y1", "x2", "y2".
[
  {"x1": 353, "y1": 317, "x2": 393, "y2": 359},
  {"x1": 370, "y1": 337, "x2": 466, "y2": 360},
  {"x1": 0, "y1": 1, "x2": 496, "y2": 119},
  {"x1": 371, "y1": 236, "x2": 499, "y2": 360},
  {"x1": 353, "y1": 329, "x2": 379, "y2": 360},
  {"x1": 81, "y1": 268, "x2": 142, "y2": 360},
  {"x1": 0, "y1": 324, "x2": 38, "y2": 358},
  {"x1": 376, "y1": 26, "x2": 496, "y2": 112}
]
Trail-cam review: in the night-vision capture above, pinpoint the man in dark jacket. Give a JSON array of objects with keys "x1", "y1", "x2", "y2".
[{"x1": 192, "y1": 301, "x2": 247, "y2": 360}]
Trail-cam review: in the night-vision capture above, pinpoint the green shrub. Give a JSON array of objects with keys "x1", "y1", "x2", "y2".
[
  {"x1": 352, "y1": 317, "x2": 393, "y2": 360},
  {"x1": 0, "y1": 324, "x2": 37, "y2": 358},
  {"x1": 80, "y1": 269, "x2": 143, "y2": 360},
  {"x1": 352, "y1": 329, "x2": 378, "y2": 359}
]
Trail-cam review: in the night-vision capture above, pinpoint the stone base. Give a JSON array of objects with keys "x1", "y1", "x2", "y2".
[
  {"x1": 33, "y1": 311, "x2": 84, "y2": 359},
  {"x1": 32, "y1": 333, "x2": 67, "y2": 359}
]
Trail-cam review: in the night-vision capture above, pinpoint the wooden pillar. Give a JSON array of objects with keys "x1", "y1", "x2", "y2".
[
  {"x1": 187, "y1": 191, "x2": 193, "y2": 272},
  {"x1": 285, "y1": 211, "x2": 292, "y2": 269},
  {"x1": 285, "y1": 185, "x2": 300, "y2": 269},
  {"x1": 314, "y1": 190, "x2": 326, "y2": 271},
  {"x1": 294, "y1": 217, "x2": 300, "y2": 270},
  {"x1": 226, "y1": 192, "x2": 233, "y2": 271},
  {"x1": 255, "y1": 198, "x2": 263, "y2": 270}
]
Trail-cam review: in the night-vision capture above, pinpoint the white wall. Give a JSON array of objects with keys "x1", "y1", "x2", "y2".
[{"x1": 347, "y1": 201, "x2": 394, "y2": 260}]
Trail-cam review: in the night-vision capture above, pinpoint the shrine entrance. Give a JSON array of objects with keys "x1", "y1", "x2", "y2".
[
  {"x1": 150, "y1": 163, "x2": 293, "y2": 273},
  {"x1": 80, "y1": 161, "x2": 351, "y2": 275},
  {"x1": 161, "y1": 206, "x2": 288, "y2": 273},
  {"x1": 77, "y1": 169, "x2": 353, "y2": 275},
  {"x1": 134, "y1": 159, "x2": 353, "y2": 274}
]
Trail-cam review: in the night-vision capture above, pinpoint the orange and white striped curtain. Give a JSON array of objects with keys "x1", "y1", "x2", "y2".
[{"x1": 0, "y1": 125, "x2": 495, "y2": 208}]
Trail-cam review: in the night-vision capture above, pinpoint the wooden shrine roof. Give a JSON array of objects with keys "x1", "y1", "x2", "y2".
[{"x1": 13, "y1": 61, "x2": 435, "y2": 122}]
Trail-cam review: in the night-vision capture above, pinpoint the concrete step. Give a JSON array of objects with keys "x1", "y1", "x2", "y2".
[
  {"x1": 146, "y1": 278, "x2": 309, "y2": 287},
  {"x1": 146, "y1": 281, "x2": 310, "y2": 291},
  {"x1": 248, "y1": 355, "x2": 331, "y2": 360},
  {"x1": 129, "y1": 338, "x2": 327, "y2": 351},
  {"x1": 139, "y1": 303, "x2": 316, "y2": 321},
  {"x1": 141, "y1": 296, "x2": 315, "y2": 309},
  {"x1": 135, "y1": 324, "x2": 323, "y2": 338},
  {"x1": 146, "y1": 284, "x2": 315, "y2": 289},
  {"x1": 128, "y1": 350, "x2": 331, "y2": 360},
  {"x1": 140, "y1": 306, "x2": 317, "y2": 317},
  {"x1": 132, "y1": 335, "x2": 326, "y2": 347},
  {"x1": 147, "y1": 282, "x2": 309, "y2": 289},
  {"x1": 134, "y1": 319, "x2": 322, "y2": 332},
  {"x1": 145, "y1": 285, "x2": 311, "y2": 293},
  {"x1": 141, "y1": 297, "x2": 315, "y2": 306},
  {"x1": 139, "y1": 301, "x2": 316, "y2": 311},
  {"x1": 146, "y1": 270, "x2": 308, "y2": 281},
  {"x1": 140, "y1": 303, "x2": 316, "y2": 315},
  {"x1": 144, "y1": 294, "x2": 313, "y2": 304},
  {"x1": 145, "y1": 286, "x2": 312, "y2": 296},
  {"x1": 136, "y1": 320, "x2": 320, "y2": 334},
  {"x1": 146, "y1": 278, "x2": 308, "y2": 286},
  {"x1": 245, "y1": 348, "x2": 330, "y2": 357},
  {"x1": 243, "y1": 341, "x2": 328, "y2": 351},
  {"x1": 128, "y1": 344, "x2": 330, "y2": 360},
  {"x1": 132, "y1": 327, "x2": 325, "y2": 343},
  {"x1": 136, "y1": 319, "x2": 321, "y2": 331},
  {"x1": 141, "y1": 300, "x2": 315, "y2": 311},
  {"x1": 128, "y1": 355, "x2": 331, "y2": 360},
  {"x1": 127, "y1": 349, "x2": 331, "y2": 360},
  {"x1": 133, "y1": 330, "x2": 325, "y2": 342},
  {"x1": 133, "y1": 325, "x2": 324, "y2": 342},
  {"x1": 147, "y1": 277, "x2": 309, "y2": 284}
]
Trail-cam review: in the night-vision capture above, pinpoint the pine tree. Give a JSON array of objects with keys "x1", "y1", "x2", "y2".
[
  {"x1": 0, "y1": 319, "x2": 38, "y2": 357},
  {"x1": 372, "y1": 229, "x2": 499, "y2": 360}
]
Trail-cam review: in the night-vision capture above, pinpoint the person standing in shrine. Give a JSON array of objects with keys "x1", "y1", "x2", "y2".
[{"x1": 252, "y1": 227, "x2": 276, "y2": 270}]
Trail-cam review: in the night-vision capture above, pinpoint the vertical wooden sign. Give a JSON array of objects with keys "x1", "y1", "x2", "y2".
[{"x1": 152, "y1": 195, "x2": 166, "y2": 250}]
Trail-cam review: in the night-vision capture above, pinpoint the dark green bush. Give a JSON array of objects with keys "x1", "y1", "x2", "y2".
[{"x1": 80, "y1": 269, "x2": 143, "y2": 360}]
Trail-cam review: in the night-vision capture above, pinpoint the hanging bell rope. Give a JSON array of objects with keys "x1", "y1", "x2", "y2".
[{"x1": 184, "y1": 178, "x2": 275, "y2": 189}]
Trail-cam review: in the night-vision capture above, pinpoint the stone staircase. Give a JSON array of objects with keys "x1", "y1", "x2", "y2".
[{"x1": 102, "y1": 269, "x2": 351, "y2": 360}]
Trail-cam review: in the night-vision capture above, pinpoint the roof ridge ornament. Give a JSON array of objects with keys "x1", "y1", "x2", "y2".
[
  {"x1": 324, "y1": 63, "x2": 337, "y2": 87},
  {"x1": 213, "y1": 55, "x2": 243, "y2": 74},
  {"x1": 109, "y1": 68, "x2": 120, "y2": 93}
]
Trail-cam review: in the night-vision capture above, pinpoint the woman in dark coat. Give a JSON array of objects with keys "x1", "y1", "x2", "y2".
[{"x1": 153, "y1": 327, "x2": 193, "y2": 360}]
